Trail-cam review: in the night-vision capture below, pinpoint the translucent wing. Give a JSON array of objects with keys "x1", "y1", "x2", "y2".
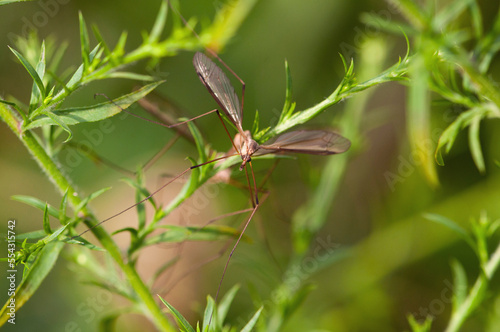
[
  {"x1": 258, "y1": 130, "x2": 351, "y2": 155},
  {"x1": 193, "y1": 52, "x2": 243, "y2": 132}
]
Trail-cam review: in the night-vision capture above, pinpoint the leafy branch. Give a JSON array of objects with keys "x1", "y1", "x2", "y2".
[
  {"x1": 0, "y1": 1, "x2": 254, "y2": 329},
  {"x1": 407, "y1": 213, "x2": 500, "y2": 332},
  {"x1": 363, "y1": 0, "x2": 500, "y2": 181}
]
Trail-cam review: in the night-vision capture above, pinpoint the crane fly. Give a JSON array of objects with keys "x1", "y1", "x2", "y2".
[{"x1": 190, "y1": 51, "x2": 351, "y2": 303}]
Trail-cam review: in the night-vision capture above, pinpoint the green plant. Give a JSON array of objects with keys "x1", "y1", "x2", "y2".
[
  {"x1": 1, "y1": 0, "x2": 499, "y2": 331},
  {"x1": 0, "y1": 1, "x2": 257, "y2": 330},
  {"x1": 0, "y1": 0, "x2": 409, "y2": 329},
  {"x1": 413, "y1": 213, "x2": 500, "y2": 332}
]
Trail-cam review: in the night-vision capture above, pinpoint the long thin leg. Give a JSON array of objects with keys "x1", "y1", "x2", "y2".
[
  {"x1": 73, "y1": 167, "x2": 190, "y2": 239},
  {"x1": 97, "y1": 92, "x2": 241, "y2": 161},
  {"x1": 244, "y1": 165, "x2": 256, "y2": 208},
  {"x1": 209, "y1": 201, "x2": 260, "y2": 327},
  {"x1": 74, "y1": 152, "x2": 239, "y2": 239},
  {"x1": 159, "y1": 207, "x2": 255, "y2": 293},
  {"x1": 142, "y1": 133, "x2": 180, "y2": 172},
  {"x1": 138, "y1": 93, "x2": 194, "y2": 144},
  {"x1": 248, "y1": 161, "x2": 259, "y2": 205}
]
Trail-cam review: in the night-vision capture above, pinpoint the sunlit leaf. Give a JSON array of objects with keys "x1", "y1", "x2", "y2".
[
  {"x1": 424, "y1": 213, "x2": 475, "y2": 249},
  {"x1": 468, "y1": 115, "x2": 485, "y2": 173},
  {"x1": 9, "y1": 46, "x2": 46, "y2": 106},
  {"x1": 217, "y1": 284, "x2": 240, "y2": 326},
  {"x1": 158, "y1": 295, "x2": 195, "y2": 332},
  {"x1": 0, "y1": 241, "x2": 64, "y2": 325},
  {"x1": 44, "y1": 110, "x2": 73, "y2": 142},
  {"x1": 79, "y1": 12, "x2": 90, "y2": 70},
  {"x1": 148, "y1": 0, "x2": 168, "y2": 43},
  {"x1": 74, "y1": 187, "x2": 111, "y2": 215},
  {"x1": 145, "y1": 224, "x2": 244, "y2": 246},
  {"x1": 25, "y1": 81, "x2": 163, "y2": 129},
  {"x1": 241, "y1": 307, "x2": 263, "y2": 332},
  {"x1": 11, "y1": 195, "x2": 59, "y2": 218},
  {"x1": 42, "y1": 204, "x2": 52, "y2": 234},
  {"x1": 0, "y1": 0, "x2": 35, "y2": 4},
  {"x1": 450, "y1": 259, "x2": 467, "y2": 312},
  {"x1": 202, "y1": 296, "x2": 217, "y2": 332}
]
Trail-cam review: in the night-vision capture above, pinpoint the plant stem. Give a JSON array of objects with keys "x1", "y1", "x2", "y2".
[
  {"x1": 445, "y1": 242, "x2": 500, "y2": 332},
  {"x1": 0, "y1": 103, "x2": 175, "y2": 331}
]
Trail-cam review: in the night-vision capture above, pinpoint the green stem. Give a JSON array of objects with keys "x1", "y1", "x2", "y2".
[
  {"x1": 445, "y1": 242, "x2": 500, "y2": 332},
  {"x1": 263, "y1": 57, "x2": 408, "y2": 140},
  {"x1": 0, "y1": 103, "x2": 175, "y2": 331}
]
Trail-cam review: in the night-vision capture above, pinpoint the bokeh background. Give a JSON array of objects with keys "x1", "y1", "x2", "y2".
[{"x1": 1, "y1": 0, "x2": 500, "y2": 331}]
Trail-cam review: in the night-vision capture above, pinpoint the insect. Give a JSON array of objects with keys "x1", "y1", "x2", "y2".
[{"x1": 189, "y1": 51, "x2": 351, "y2": 300}]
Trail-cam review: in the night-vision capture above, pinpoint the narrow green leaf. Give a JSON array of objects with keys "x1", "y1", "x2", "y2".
[
  {"x1": 469, "y1": 0, "x2": 483, "y2": 39},
  {"x1": 91, "y1": 24, "x2": 112, "y2": 59},
  {"x1": 16, "y1": 230, "x2": 47, "y2": 241},
  {"x1": 217, "y1": 285, "x2": 240, "y2": 326},
  {"x1": 0, "y1": 241, "x2": 64, "y2": 325},
  {"x1": 47, "y1": 41, "x2": 69, "y2": 82},
  {"x1": 9, "y1": 46, "x2": 46, "y2": 106},
  {"x1": 30, "y1": 41, "x2": 46, "y2": 110},
  {"x1": 112, "y1": 227, "x2": 138, "y2": 237},
  {"x1": 424, "y1": 213, "x2": 476, "y2": 249},
  {"x1": 487, "y1": 218, "x2": 500, "y2": 236},
  {"x1": 42, "y1": 224, "x2": 69, "y2": 244},
  {"x1": 107, "y1": 72, "x2": 156, "y2": 81},
  {"x1": 187, "y1": 121, "x2": 207, "y2": 163},
  {"x1": 0, "y1": 0, "x2": 36, "y2": 4},
  {"x1": 26, "y1": 81, "x2": 164, "y2": 129},
  {"x1": 42, "y1": 204, "x2": 52, "y2": 234},
  {"x1": 149, "y1": 0, "x2": 168, "y2": 43},
  {"x1": 135, "y1": 169, "x2": 147, "y2": 230},
  {"x1": 241, "y1": 307, "x2": 263, "y2": 332},
  {"x1": 121, "y1": 178, "x2": 158, "y2": 210},
  {"x1": 450, "y1": 259, "x2": 468, "y2": 312},
  {"x1": 12, "y1": 195, "x2": 59, "y2": 217},
  {"x1": 44, "y1": 110, "x2": 73, "y2": 142},
  {"x1": 204, "y1": 0, "x2": 258, "y2": 53},
  {"x1": 435, "y1": 107, "x2": 477, "y2": 165},
  {"x1": 150, "y1": 256, "x2": 179, "y2": 286},
  {"x1": 433, "y1": 0, "x2": 473, "y2": 30},
  {"x1": 468, "y1": 115, "x2": 485, "y2": 173},
  {"x1": 74, "y1": 187, "x2": 111, "y2": 215},
  {"x1": 59, "y1": 189, "x2": 69, "y2": 225},
  {"x1": 202, "y1": 296, "x2": 217, "y2": 332},
  {"x1": 64, "y1": 236, "x2": 104, "y2": 251},
  {"x1": 113, "y1": 31, "x2": 128, "y2": 57},
  {"x1": 65, "y1": 64, "x2": 84, "y2": 91},
  {"x1": 251, "y1": 109, "x2": 260, "y2": 135},
  {"x1": 79, "y1": 12, "x2": 90, "y2": 70},
  {"x1": 279, "y1": 59, "x2": 294, "y2": 124},
  {"x1": 158, "y1": 295, "x2": 196, "y2": 332},
  {"x1": 145, "y1": 225, "x2": 244, "y2": 246},
  {"x1": 89, "y1": 44, "x2": 103, "y2": 70}
]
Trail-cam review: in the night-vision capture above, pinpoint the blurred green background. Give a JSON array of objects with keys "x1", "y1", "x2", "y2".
[{"x1": 1, "y1": 0, "x2": 500, "y2": 331}]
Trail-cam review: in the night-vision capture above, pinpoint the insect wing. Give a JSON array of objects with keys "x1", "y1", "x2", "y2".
[
  {"x1": 259, "y1": 130, "x2": 351, "y2": 155},
  {"x1": 193, "y1": 52, "x2": 243, "y2": 131}
]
